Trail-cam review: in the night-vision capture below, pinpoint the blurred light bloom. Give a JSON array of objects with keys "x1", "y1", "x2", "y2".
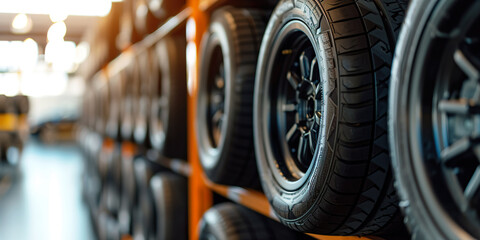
[
  {"x1": 11, "y1": 13, "x2": 33, "y2": 34},
  {"x1": 75, "y1": 42, "x2": 90, "y2": 64},
  {"x1": 1, "y1": 0, "x2": 112, "y2": 17},
  {"x1": 47, "y1": 21, "x2": 67, "y2": 42},
  {"x1": 20, "y1": 38, "x2": 39, "y2": 71},
  {"x1": 45, "y1": 41, "x2": 76, "y2": 72}
]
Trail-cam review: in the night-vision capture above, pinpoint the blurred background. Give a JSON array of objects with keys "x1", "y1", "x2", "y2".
[{"x1": 0, "y1": 1, "x2": 119, "y2": 239}]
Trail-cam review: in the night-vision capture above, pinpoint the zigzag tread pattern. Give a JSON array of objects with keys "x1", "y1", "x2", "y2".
[{"x1": 278, "y1": 0, "x2": 407, "y2": 235}]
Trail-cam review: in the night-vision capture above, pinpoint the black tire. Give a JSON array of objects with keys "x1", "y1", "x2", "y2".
[
  {"x1": 132, "y1": 157, "x2": 164, "y2": 240},
  {"x1": 106, "y1": 70, "x2": 124, "y2": 140},
  {"x1": 254, "y1": 0, "x2": 407, "y2": 235},
  {"x1": 134, "y1": 50, "x2": 153, "y2": 145},
  {"x1": 199, "y1": 203, "x2": 304, "y2": 240},
  {"x1": 121, "y1": 61, "x2": 137, "y2": 141},
  {"x1": 196, "y1": 6, "x2": 267, "y2": 189},
  {"x1": 146, "y1": 0, "x2": 185, "y2": 19},
  {"x1": 149, "y1": 36, "x2": 187, "y2": 159},
  {"x1": 118, "y1": 152, "x2": 138, "y2": 235},
  {"x1": 95, "y1": 72, "x2": 110, "y2": 136},
  {"x1": 150, "y1": 172, "x2": 188, "y2": 240},
  {"x1": 390, "y1": 0, "x2": 480, "y2": 239}
]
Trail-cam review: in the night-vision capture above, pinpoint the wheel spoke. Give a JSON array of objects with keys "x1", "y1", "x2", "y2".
[
  {"x1": 297, "y1": 132, "x2": 310, "y2": 162},
  {"x1": 315, "y1": 83, "x2": 322, "y2": 96},
  {"x1": 438, "y1": 99, "x2": 480, "y2": 114},
  {"x1": 299, "y1": 51, "x2": 310, "y2": 80},
  {"x1": 282, "y1": 103, "x2": 297, "y2": 112},
  {"x1": 465, "y1": 167, "x2": 480, "y2": 202},
  {"x1": 454, "y1": 49, "x2": 480, "y2": 80},
  {"x1": 286, "y1": 71, "x2": 301, "y2": 90},
  {"x1": 308, "y1": 132, "x2": 315, "y2": 154},
  {"x1": 309, "y1": 58, "x2": 318, "y2": 83},
  {"x1": 286, "y1": 124, "x2": 299, "y2": 142},
  {"x1": 315, "y1": 111, "x2": 322, "y2": 125},
  {"x1": 441, "y1": 137, "x2": 473, "y2": 165}
]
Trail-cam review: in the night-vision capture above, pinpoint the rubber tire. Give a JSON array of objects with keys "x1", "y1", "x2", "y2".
[
  {"x1": 389, "y1": 0, "x2": 480, "y2": 239},
  {"x1": 199, "y1": 203, "x2": 305, "y2": 240},
  {"x1": 121, "y1": 61, "x2": 138, "y2": 142},
  {"x1": 146, "y1": 0, "x2": 185, "y2": 19},
  {"x1": 118, "y1": 153, "x2": 138, "y2": 235},
  {"x1": 106, "y1": 70, "x2": 124, "y2": 140},
  {"x1": 149, "y1": 36, "x2": 187, "y2": 159},
  {"x1": 254, "y1": 0, "x2": 407, "y2": 235},
  {"x1": 196, "y1": 6, "x2": 267, "y2": 189},
  {"x1": 134, "y1": 50, "x2": 153, "y2": 145},
  {"x1": 150, "y1": 172, "x2": 188, "y2": 240},
  {"x1": 133, "y1": 157, "x2": 164, "y2": 240}
]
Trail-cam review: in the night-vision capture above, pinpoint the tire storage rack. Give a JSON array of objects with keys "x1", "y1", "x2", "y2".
[{"x1": 77, "y1": 0, "x2": 410, "y2": 240}]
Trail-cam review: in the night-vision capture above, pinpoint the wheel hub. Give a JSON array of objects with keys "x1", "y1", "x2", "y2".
[{"x1": 297, "y1": 82, "x2": 318, "y2": 131}]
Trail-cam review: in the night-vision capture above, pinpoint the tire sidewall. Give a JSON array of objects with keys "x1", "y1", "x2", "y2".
[
  {"x1": 196, "y1": 10, "x2": 238, "y2": 176},
  {"x1": 390, "y1": 0, "x2": 474, "y2": 239},
  {"x1": 254, "y1": 0, "x2": 336, "y2": 221}
]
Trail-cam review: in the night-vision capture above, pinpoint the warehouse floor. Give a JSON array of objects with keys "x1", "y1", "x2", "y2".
[{"x1": 0, "y1": 140, "x2": 94, "y2": 240}]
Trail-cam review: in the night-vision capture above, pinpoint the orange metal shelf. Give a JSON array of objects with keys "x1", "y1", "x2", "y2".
[{"x1": 145, "y1": 150, "x2": 191, "y2": 177}]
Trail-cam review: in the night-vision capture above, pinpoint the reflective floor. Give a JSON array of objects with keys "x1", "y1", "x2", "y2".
[{"x1": 0, "y1": 140, "x2": 94, "y2": 240}]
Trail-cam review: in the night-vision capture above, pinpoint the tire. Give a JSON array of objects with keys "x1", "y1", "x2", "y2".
[
  {"x1": 150, "y1": 172, "x2": 188, "y2": 240},
  {"x1": 121, "y1": 61, "x2": 138, "y2": 141},
  {"x1": 134, "y1": 50, "x2": 153, "y2": 145},
  {"x1": 146, "y1": 0, "x2": 185, "y2": 19},
  {"x1": 254, "y1": 0, "x2": 407, "y2": 235},
  {"x1": 95, "y1": 72, "x2": 109, "y2": 136},
  {"x1": 118, "y1": 0, "x2": 142, "y2": 49},
  {"x1": 389, "y1": 0, "x2": 480, "y2": 239},
  {"x1": 199, "y1": 203, "x2": 304, "y2": 240},
  {"x1": 106, "y1": 70, "x2": 124, "y2": 140},
  {"x1": 196, "y1": 7, "x2": 267, "y2": 189},
  {"x1": 149, "y1": 36, "x2": 187, "y2": 159},
  {"x1": 118, "y1": 153, "x2": 138, "y2": 235},
  {"x1": 133, "y1": 157, "x2": 164, "y2": 240}
]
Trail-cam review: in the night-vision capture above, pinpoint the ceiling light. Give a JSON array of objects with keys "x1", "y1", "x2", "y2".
[
  {"x1": 47, "y1": 21, "x2": 67, "y2": 42},
  {"x1": 11, "y1": 13, "x2": 33, "y2": 34},
  {"x1": 0, "y1": 0, "x2": 112, "y2": 17}
]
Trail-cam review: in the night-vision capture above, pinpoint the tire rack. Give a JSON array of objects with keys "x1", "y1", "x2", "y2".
[{"x1": 88, "y1": 1, "x2": 382, "y2": 240}]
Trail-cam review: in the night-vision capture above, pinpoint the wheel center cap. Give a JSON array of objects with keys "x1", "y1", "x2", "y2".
[{"x1": 306, "y1": 96, "x2": 316, "y2": 120}]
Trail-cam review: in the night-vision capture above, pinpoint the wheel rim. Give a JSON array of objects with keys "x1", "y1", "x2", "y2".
[
  {"x1": 206, "y1": 45, "x2": 225, "y2": 148},
  {"x1": 408, "y1": 1, "x2": 480, "y2": 236},
  {"x1": 263, "y1": 20, "x2": 324, "y2": 190}
]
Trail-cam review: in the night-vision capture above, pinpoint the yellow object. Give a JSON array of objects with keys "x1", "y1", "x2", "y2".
[{"x1": 0, "y1": 114, "x2": 17, "y2": 132}]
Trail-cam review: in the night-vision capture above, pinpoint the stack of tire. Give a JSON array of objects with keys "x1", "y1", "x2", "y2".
[
  {"x1": 0, "y1": 94, "x2": 29, "y2": 167},
  {"x1": 78, "y1": 0, "x2": 191, "y2": 239},
  {"x1": 128, "y1": 34, "x2": 189, "y2": 240},
  {"x1": 195, "y1": 0, "x2": 410, "y2": 237}
]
